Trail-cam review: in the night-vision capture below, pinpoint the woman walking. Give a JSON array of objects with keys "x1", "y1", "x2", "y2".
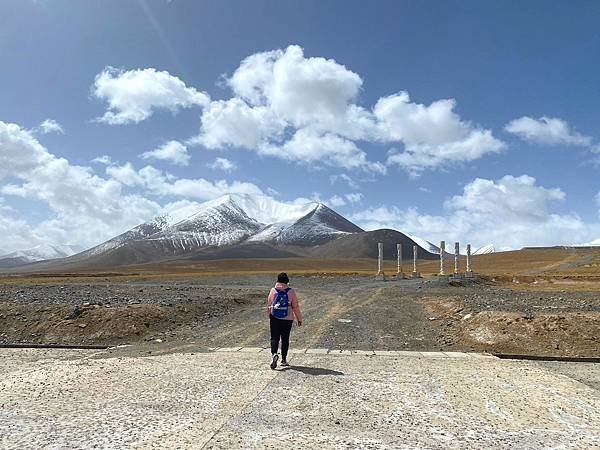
[{"x1": 267, "y1": 272, "x2": 303, "y2": 369}]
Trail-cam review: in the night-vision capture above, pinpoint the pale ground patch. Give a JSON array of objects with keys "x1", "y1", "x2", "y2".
[{"x1": 0, "y1": 348, "x2": 599, "y2": 449}]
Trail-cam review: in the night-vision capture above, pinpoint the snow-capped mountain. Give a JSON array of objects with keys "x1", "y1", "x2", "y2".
[
  {"x1": 17, "y1": 194, "x2": 440, "y2": 269},
  {"x1": 74, "y1": 194, "x2": 363, "y2": 264},
  {"x1": 0, "y1": 244, "x2": 83, "y2": 267},
  {"x1": 473, "y1": 244, "x2": 495, "y2": 255}
]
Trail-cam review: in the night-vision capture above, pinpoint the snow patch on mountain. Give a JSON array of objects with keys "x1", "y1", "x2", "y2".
[
  {"x1": 473, "y1": 244, "x2": 495, "y2": 255},
  {"x1": 403, "y1": 233, "x2": 440, "y2": 254},
  {"x1": 220, "y1": 194, "x2": 318, "y2": 224},
  {"x1": 0, "y1": 243, "x2": 83, "y2": 263},
  {"x1": 78, "y1": 193, "x2": 363, "y2": 259}
]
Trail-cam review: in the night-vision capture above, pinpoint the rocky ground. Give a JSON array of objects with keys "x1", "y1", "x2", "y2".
[{"x1": 0, "y1": 275, "x2": 599, "y2": 357}]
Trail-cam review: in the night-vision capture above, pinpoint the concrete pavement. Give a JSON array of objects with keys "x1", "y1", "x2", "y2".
[{"x1": 1, "y1": 347, "x2": 599, "y2": 449}]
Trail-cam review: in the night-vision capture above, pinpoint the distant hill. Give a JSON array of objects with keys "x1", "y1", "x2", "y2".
[
  {"x1": 0, "y1": 244, "x2": 82, "y2": 268},
  {"x1": 301, "y1": 229, "x2": 438, "y2": 260}
]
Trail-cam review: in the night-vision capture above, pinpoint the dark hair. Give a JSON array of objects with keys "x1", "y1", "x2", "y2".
[{"x1": 277, "y1": 272, "x2": 289, "y2": 284}]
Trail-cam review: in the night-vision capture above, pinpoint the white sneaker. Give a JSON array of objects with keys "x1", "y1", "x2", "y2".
[
  {"x1": 270, "y1": 353, "x2": 279, "y2": 370},
  {"x1": 280, "y1": 360, "x2": 289, "y2": 367}
]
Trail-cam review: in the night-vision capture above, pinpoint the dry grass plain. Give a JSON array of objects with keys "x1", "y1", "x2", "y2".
[{"x1": 2, "y1": 246, "x2": 600, "y2": 287}]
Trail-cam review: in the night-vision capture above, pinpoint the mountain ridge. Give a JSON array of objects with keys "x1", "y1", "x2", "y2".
[
  {"x1": 0, "y1": 244, "x2": 83, "y2": 268},
  {"x1": 4, "y1": 194, "x2": 440, "y2": 270}
]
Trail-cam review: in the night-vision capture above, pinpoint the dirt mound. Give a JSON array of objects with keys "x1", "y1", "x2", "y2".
[
  {"x1": 0, "y1": 302, "x2": 213, "y2": 345},
  {"x1": 460, "y1": 311, "x2": 600, "y2": 357}
]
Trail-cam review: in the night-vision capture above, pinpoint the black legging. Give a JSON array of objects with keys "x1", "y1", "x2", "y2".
[{"x1": 270, "y1": 314, "x2": 293, "y2": 360}]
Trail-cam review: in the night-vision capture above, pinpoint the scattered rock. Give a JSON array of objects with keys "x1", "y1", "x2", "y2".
[{"x1": 65, "y1": 306, "x2": 83, "y2": 320}]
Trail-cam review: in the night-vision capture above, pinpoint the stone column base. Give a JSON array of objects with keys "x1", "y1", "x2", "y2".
[
  {"x1": 375, "y1": 272, "x2": 386, "y2": 281},
  {"x1": 411, "y1": 271, "x2": 421, "y2": 279},
  {"x1": 465, "y1": 271, "x2": 474, "y2": 278},
  {"x1": 395, "y1": 272, "x2": 406, "y2": 280}
]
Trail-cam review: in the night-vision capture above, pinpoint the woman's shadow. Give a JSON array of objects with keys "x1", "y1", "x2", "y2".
[{"x1": 279, "y1": 365, "x2": 344, "y2": 376}]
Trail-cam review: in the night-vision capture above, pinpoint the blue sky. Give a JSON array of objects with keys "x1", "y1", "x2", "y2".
[{"x1": 1, "y1": 0, "x2": 600, "y2": 253}]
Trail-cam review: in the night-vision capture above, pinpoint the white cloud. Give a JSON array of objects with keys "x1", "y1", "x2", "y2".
[
  {"x1": 260, "y1": 128, "x2": 387, "y2": 174},
  {"x1": 37, "y1": 119, "x2": 64, "y2": 135},
  {"x1": 194, "y1": 97, "x2": 285, "y2": 150},
  {"x1": 444, "y1": 175, "x2": 565, "y2": 222},
  {"x1": 378, "y1": 93, "x2": 505, "y2": 176},
  {"x1": 207, "y1": 157, "x2": 237, "y2": 172},
  {"x1": 192, "y1": 45, "x2": 383, "y2": 172},
  {"x1": 0, "y1": 121, "x2": 274, "y2": 251},
  {"x1": 350, "y1": 174, "x2": 595, "y2": 250},
  {"x1": 104, "y1": 162, "x2": 143, "y2": 187},
  {"x1": 140, "y1": 140, "x2": 190, "y2": 166},
  {"x1": 227, "y1": 49, "x2": 281, "y2": 106},
  {"x1": 291, "y1": 193, "x2": 323, "y2": 205},
  {"x1": 0, "y1": 206, "x2": 46, "y2": 254},
  {"x1": 330, "y1": 174, "x2": 359, "y2": 189},
  {"x1": 327, "y1": 195, "x2": 346, "y2": 207},
  {"x1": 0, "y1": 121, "x2": 161, "y2": 251},
  {"x1": 105, "y1": 162, "x2": 263, "y2": 200},
  {"x1": 91, "y1": 155, "x2": 112, "y2": 165},
  {"x1": 0, "y1": 121, "x2": 53, "y2": 179},
  {"x1": 228, "y1": 45, "x2": 362, "y2": 128},
  {"x1": 192, "y1": 45, "x2": 502, "y2": 175},
  {"x1": 505, "y1": 116, "x2": 592, "y2": 147},
  {"x1": 345, "y1": 192, "x2": 363, "y2": 203},
  {"x1": 92, "y1": 67, "x2": 209, "y2": 125}
]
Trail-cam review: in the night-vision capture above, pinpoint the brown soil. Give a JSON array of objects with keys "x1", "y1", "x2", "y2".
[
  {"x1": 1, "y1": 272, "x2": 599, "y2": 357},
  {"x1": 421, "y1": 297, "x2": 600, "y2": 357},
  {"x1": 0, "y1": 302, "x2": 209, "y2": 345}
]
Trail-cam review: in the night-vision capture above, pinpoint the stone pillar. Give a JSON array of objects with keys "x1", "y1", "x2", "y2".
[
  {"x1": 439, "y1": 241, "x2": 446, "y2": 276},
  {"x1": 466, "y1": 243, "x2": 473, "y2": 277},
  {"x1": 412, "y1": 245, "x2": 421, "y2": 278},
  {"x1": 454, "y1": 242, "x2": 460, "y2": 275},
  {"x1": 396, "y1": 243, "x2": 405, "y2": 279},
  {"x1": 376, "y1": 242, "x2": 386, "y2": 280}
]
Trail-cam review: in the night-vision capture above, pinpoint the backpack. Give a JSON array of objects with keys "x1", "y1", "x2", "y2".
[{"x1": 272, "y1": 288, "x2": 291, "y2": 319}]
